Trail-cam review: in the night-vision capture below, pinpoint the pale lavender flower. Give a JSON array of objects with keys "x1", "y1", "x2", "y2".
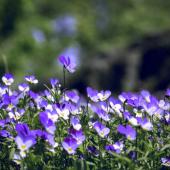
[
  {"x1": 18, "y1": 83, "x2": 30, "y2": 92},
  {"x1": 2, "y1": 73, "x2": 14, "y2": 86},
  {"x1": 25, "y1": 75, "x2": 38, "y2": 84},
  {"x1": 93, "y1": 121, "x2": 110, "y2": 138},
  {"x1": 71, "y1": 116, "x2": 82, "y2": 130}
]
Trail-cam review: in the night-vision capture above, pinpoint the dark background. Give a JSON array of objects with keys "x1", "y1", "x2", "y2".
[{"x1": 0, "y1": 0, "x2": 170, "y2": 94}]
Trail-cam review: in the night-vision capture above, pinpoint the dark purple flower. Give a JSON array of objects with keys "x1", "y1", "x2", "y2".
[
  {"x1": 2, "y1": 73, "x2": 14, "y2": 86},
  {"x1": 15, "y1": 123, "x2": 33, "y2": 138},
  {"x1": 105, "y1": 141, "x2": 124, "y2": 154},
  {"x1": 117, "y1": 124, "x2": 136, "y2": 140},
  {"x1": 58, "y1": 56, "x2": 76, "y2": 73},
  {"x1": 0, "y1": 130, "x2": 11, "y2": 138},
  {"x1": 93, "y1": 121, "x2": 110, "y2": 138},
  {"x1": 62, "y1": 137, "x2": 78, "y2": 154},
  {"x1": 69, "y1": 128, "x2": 85, "y2": 144},
  {"x1": 87, "y1": 146, "x2": 99, "y2": 156}
]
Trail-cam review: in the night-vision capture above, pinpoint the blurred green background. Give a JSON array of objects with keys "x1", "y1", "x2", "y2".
[{"x1": 0, "y1": 0, "x2": 170, "y2": 93}]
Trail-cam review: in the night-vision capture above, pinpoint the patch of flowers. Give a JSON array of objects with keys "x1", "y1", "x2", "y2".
[{"x1": 0, "y1": 56, "x2": 170, "y2": 169}]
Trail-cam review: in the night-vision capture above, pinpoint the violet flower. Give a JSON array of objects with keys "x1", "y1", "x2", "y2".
[
  {"x1": 62, "y1": 137, "x2": 78, "y2": 154},
  {"x1": 55, "y1": 103, "x2": 70, "y2": 120},
  {"x1": 58, "y1": 56, "x2": 76, "y2": 73},
  {"x1": 50, "y1": 78, "x2": 59, "y2": 88},
  {"x1": 105, "y1": 141, "x2": 124, "y2": 154},
  {"x1": 39, "y1": 112, "x2": 56, "y2": 134},
  {"x1": 87, "y1": 87, "x2": 111, "y2": 102},
  {"x1": 18, "y1": 83, "x2": 30, "y2": 92},
  {"x1": 87, "y1": 87, "x2": 99, "y2": 102},
  {"x1": 93, "y1": 121, "x2": 110, "y2": 138},
  {"x1": 65, "y1": 90, "x2": 80, "y2": 103},
  {"x1": 15, "y1": 135, "x2": 36, "y2": 157},
  {"x1": 2, "y1": 73, "x2": 14, "y2": 86},
  {"x1": 69, "y1": 128, "x2": 85, "y2": 144},
  {"x1": 117, "y1": 124, "x2": 136, "y2": 141},
  {"x1": 25, "y1": 75, "x2": 38, "y2": 84},
  {"x1": 161, "y1": 157, "x2": 170, "y2": 167},
  {"x1": 137, "y1": 117, "x2": 153, "y2": 131},
  {"x1": 71, "y1": 116, "x2": 82, "y2": 130}
]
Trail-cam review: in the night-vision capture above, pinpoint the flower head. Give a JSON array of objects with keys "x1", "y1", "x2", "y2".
[
  {"x1": 58, "y1": 56, "x2": 76, "y2": 73},
  {"x1": 93, "y1": 121, "x2": 110, "y2": 138},
  {"x1": 105, "y1": 141, "x2": 124, "y2": 154},
  {"x1": 18, "y1": 83, "x2": 30, "y2": 92},
  {"x1": 2, "y1": 73, "x2": 14, "y2": 86},
  {"x1": 117, "y1": 124, "x2": 136, "y2": 140},
  {"x1": 25, "y1": 75, "x2": 38, "y2": 84},
  {"x1": 62, "y1": 137, "x2": 78, "y2": 154}
]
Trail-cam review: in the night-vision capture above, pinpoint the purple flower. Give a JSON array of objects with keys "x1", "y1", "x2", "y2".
[
  {"x1": 15, "y1": 135, "x2": 36, "y2": 157},
  {"x1": 87, "y1": 87, "x2": 111, "y2": 102},
  {"x1": 50, "y1": 78, "x2": 59, "y2": 88},
  {"x1": 39, "y1": 112, "x2": 56, "y2": 134},
  {"x1": 161, "y1": 157, "x2": 170, "y2": 167},
  {"x1": 18, "y1": 83, "x2": 30, "y2": 92},
  {"x1": 0, "y1": 130, "x2": 11, "y2": 138},
  {"x1": 25, "y1": 75, "x2": 38, "y2": 84},
  {"x1": 117, "y1": 124, "x2": 136, "y2": 140},
  {"x1": 65, "y1": 90, "x2": 80, "y2": 103},
  {"x1": 166, "y1": 88, "x2": 170, "y2": 97},
  {"x1": 69, "y1": 128, "x2": 85, "y2": 144},
  {"x1": 87, "y1": 87, "x2": 99, "y2": 102},
  {"x1": 55, "y1": 103, "x2": 70, "y2": 120},
  {"x1": 2, "y1": 73, "x2": 14, "y2": 86},
  {"x1": 87, "y1": 146, "x2": 99, "y2": 156},
  {"x1": 137, "y1": 117, "x2": 153, "y2": 131},
  {"x1": 141, "y1": 90, "x2": 151, "y2": 103},
  {"x1": 15, "y1": 123, "x2": 36, "y2": 157},
  {"x1": 105, "y1": 141, "x2": 124, "y2": 154},
  {"x1": 93, "y1": 121, "x2": 110, "y2": 138},
  {"x1": 58, "y1": 56, "x2": 76, "y2": 73},
  {"x1": 90, "y1": 104, "x2": 110, "y2": 121},
  {"x1": 71, "y1": 116, "x2": 82, "y2": 130},
  {"x1": 97, "y1": 90, "x2": 111, "y2": 101},
  {"x1": 62, "y1": 137, "x2": 78, "y2": 154}
]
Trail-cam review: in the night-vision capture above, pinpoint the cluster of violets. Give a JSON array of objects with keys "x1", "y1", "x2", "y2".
[{"x1": 0, "y1": 55, "x2": 170, "y2": 168}]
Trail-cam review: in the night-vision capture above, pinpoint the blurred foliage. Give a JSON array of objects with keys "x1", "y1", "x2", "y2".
[{"x1": 0, "y1": 0, "x2": 170, "y2": 89}]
